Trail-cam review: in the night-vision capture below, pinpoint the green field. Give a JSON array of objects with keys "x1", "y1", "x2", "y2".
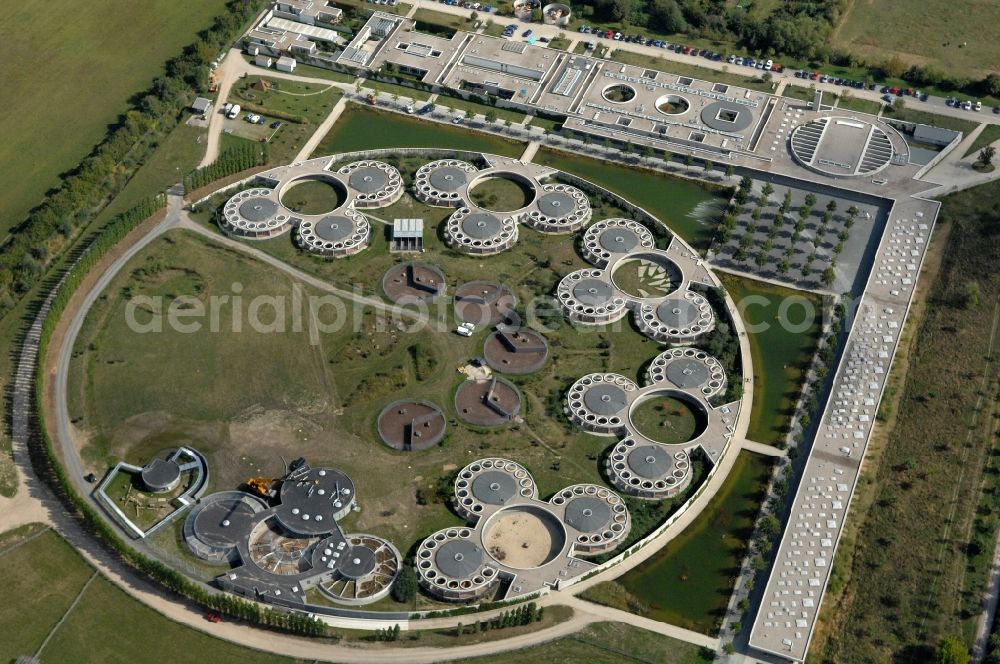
[
  {"x1": 631, "y1": 396, "x2": 705, "y2": 445},
  {"x1": 964, "y1": 124, "x2": 1000, "y2": 158},
  {"x1": 582, "y1": 452, "x2": 774, "y2": 634},
  {"x1": 315, "y1": 105, "x2": 526, "y2": 157},
  {"x1": 719, "y1": 274, "x2": 823, "y2": 446},
  {"x1": 0, "y1": 0, "x2": 230, "y2": 235},
  {"x1": 836, "y1": 94, "x2": 883, "y2": 116},
  {"x1": 831, "y1": 0, "x2": 1000, "y2": 81},
  {"x1": 280, "y1": 179, "x2": 346, "y2": 214},
  {"x1": 469, "y1": 176, "x2": 535, "y2": 211},
  {"x1": 532, "y1": 148, "x2": 729, "y2": 252}
]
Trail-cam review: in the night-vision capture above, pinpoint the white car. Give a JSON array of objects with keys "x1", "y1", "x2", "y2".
[
  {"x1": 975, "y1": 100, "x2": 983, "y2": 111},
  {"x1": 765, "y1": 59, "x2": 773, "y2": 70},
  {"x1": 456, "y1": 322, "x2": 475, "y2": 337},
  {"x1": 406, "y1": 104, "x2": 415, "y2": 114}
]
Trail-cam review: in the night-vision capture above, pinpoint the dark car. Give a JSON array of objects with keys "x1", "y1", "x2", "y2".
[{"x1": 269, "y1": 120, "x2": 282, "y2": 129}]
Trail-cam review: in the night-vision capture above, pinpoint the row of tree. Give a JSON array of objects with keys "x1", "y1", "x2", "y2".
[
  {"x1": 0, "y1": 0, "x2": 268, "y2": 323},
  {"x1": 184, "y1": 142, "x2": 267, "y2": 193}
]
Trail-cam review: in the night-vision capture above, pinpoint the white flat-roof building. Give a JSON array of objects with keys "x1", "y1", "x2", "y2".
[{"x1": 276, "y1": 55, "x2": 297, "y2": 72}]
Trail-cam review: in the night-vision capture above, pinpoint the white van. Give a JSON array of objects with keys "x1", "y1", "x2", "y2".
[{"x1": 227, "y1": 104, "x2": 241, "y2": 119}]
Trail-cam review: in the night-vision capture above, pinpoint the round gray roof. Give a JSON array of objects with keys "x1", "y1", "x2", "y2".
[
  {"x1": 240, "y1": 197, "x2": 278, "y2": 222},
  {"x1": 471, "y1": 470, "x2": 518, "y2": 505},
  {"x1": 665, "y1": 358, "x2": 710, "y2": 389},
  {"x1": 583, "y1": 383, "x2": 628, "y2": 416},
  {"x1": 314, "y1": 215, "x2": 354, "y2": 242},
  {"x1": 700, "y1": 101, "x2": 754, "y2": 132},
  {"x1": 656, "y1": 299, "x2": 700, "y2": 328},
  {"x1": 141, "y1": 458, "x2": 181, "y2": 491},
  {"x1": 626, "y1": 444, "x2": 675, "y2": 479},
  {"x1": 462, "y1": 213, "x2": 502, "y2": 239},
  {"x1": 429, "y1": 166, "x2": 469, "y2": 192},
  {"x1": 192, "y1": 499, "x2": 257, "y2": 547},
  {"x1": 276, "y1": 467, "x2": 354, "y2": 536},
  {"x1": 572, "y1": 278, "x2": 615, "y2": 306},
  {"x1": 435, "y1": 539, "x2": 483, "y2": 579},
  {"x1": 338, "y1": 544, "x2": 377, "y2": 580},
  {"x1": 564, "y1": 495, "x2": 611, "y2": 533},
  {"x1": 537, "y1": 191, "x2": 576, "y2": 217},
  {"x1": 599, "y1": 227, "x2": 640, "y2": 253},
  {"x1": 348, "y1": 166, "x2": 388, "y2": 194}
]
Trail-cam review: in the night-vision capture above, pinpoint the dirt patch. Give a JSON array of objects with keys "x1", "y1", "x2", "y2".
[{"x1": 483, "y1": 507, "x2": 564, "y2": 569}]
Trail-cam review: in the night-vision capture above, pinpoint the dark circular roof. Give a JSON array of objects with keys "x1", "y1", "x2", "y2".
[
  {"x1": 276, "y1": 467, "x2": 354, "y2": 536},
  {"x1": 240, "y1": 197, "x2": 278, "y2": 222},
  {"x1": 462, "y1": 213, "x2": 503, "y2": 239},
  {"x1": 348, "y1": 166, "x2": 388, "y2": 193},
  {"x1": 435, "y1": 539, "x2": 483, "y2": 579},
  {"x1": 471, "y1": 470, "x2": 518, "y2": 505},
  {"x1": 564, "y1": 495, "x2": 611, "y2": 533},
  {"x1": 141, "y1": 458, "x2": 181, "y2": 491},
  {"x1": 700, "y1": 101, "x2": 754, "y2": 132},
  {"x1": 665, "y1": 358, "x2": 710, "y2": 389},
  {"x1": 429, "y1": 166, "x2": 470, "y2": 192},
  {"x1": 192, "y1": 498, "x2": 257, "y2": 547},
  {"x1": 599, "y1": 227, "x2": 640, "y2": 253},
  {"x1": 537, "y1": 191, "x2": 576, "y2": 217},
  {"x1": 338, "y1": 544, "x2": 378, "y2": 580},
  {"x1": 572, "y1": 278, "x2": 615, "y2": 306},
  {"x1": 314, "y1": 215, "x2": 354, "y2": 242},
  {"x1": 583, "y1": 383, "x2": 628, "y2": 416},
  {"x1": 656, "y1": 299, "x2": 700, "y2": 328},
  {"x1": 627, "y1": 444, "x2": 674, "y2": 479}
]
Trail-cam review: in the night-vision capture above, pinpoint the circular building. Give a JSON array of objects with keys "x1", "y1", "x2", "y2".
[
  {"x1": 316, "y1": 534, "x2": 402, "y2": 605},
  {"x1": 377, "y1": 400, "x2": 447, "y2": 451},
  {"x1": 789, "y1": 116, "x2": 895, "y2": 177},
  {"x1": 140, "y1": 457, "x2": 182, "y2": 493},
  {"x1": 550, "y1": 484, "x2": 630, "y2": 554},
  {"x1": 556, "y1": 269, "x2": 629, "y2": 324},
  {"x1": 444, "y1": 208, "x2": 518, "y2": 255},
  {"x1": 221, "y1": 188, "x2": 291, "y2": 238},
  {"x1": 416, "y1": 527, "x2": 500, "y2": 601},
  {"x1": 183, "y1": 491, "x2": 269, "y2": 563},
  {"x1": 646, "y1": 347, "x2": 726, "y2": 400},
  {"x1": 382, "y1": 262, "x2": 446, "y2": 303},
  {"x1": 606, "y1": 438, "x2": 692, "y2": 499},
  {"x1": 635, "y1": 291, "x2": 715, "y2": 343},
  {"x1": 483, "y1": 327, "x2": 549, "y2": 374},
  {"x1": 296, "y1": 207, "x2": 371, "y2": 257},
  {"x1": 482, "y1": 504, "x2": 567, "y2": 569},
  {"x1": 582, "y1": 218, "x2": 655, "y2": 267},
  {"x1": 542, "y1": 3, "x2": 571, "y2": 26},
  {"x1": 453, "y1": 458, "x2": 538, "y2": 521},
  {"x1": 414, "y1": 159, "x2": 478, "y2": 207},
  {"x1": 524, "y1": 184, "x2": 592, "y2": 234},
  {"x1": 455, "y1": 378, "x2": 522, "y2": 428},
  {"x1": 565, "y1": 373, "x2": 639, "y2": 434},
  {"x1": 454, "y1": 281, "x2": 517, "y2": 326},
  {"x1": 273, "y1": 467, "x2": 355, "y2": 536},
  {"x1": 336, "y1": 160, "x2": 403, "y2": 208}
]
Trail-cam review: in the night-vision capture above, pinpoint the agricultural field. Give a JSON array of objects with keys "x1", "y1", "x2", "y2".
[
  {"x1": 830, "y1": 0, "x2": 1000, "y2": 81},
  {"x1": 315, "y1": 105, "x2": 526, "y2": 157},
  {"x1": 0, "y1": 0, "x2": 231, "y2": 236},
  {"x1": 814, "y1": 181, "x2": 1000, "y2": 662},
  {"x1": 719, "y1": 275, "x2": 823, "y2": 446},
  {"x1": 581, "y1": 452, "x2": 774, "y2": 634}
]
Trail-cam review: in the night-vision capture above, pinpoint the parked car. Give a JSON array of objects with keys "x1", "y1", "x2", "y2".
[
  {"x1": 269, "y1": 120, "x2": 282, "y2": 129},
  {"x1": 882, "y1": 94, "x2": 894, "y2": 103},
  {"x1": 522, "y1": 29, "x2": 532, "y2": 37},
  {"x1": 994, "y1": 106, "x2": 1000, "y2": 114},
  {"x1": 975, "y1": 100, "x2": 983, "y2": 111}
]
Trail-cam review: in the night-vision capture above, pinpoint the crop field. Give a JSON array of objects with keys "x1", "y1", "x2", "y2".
[
  {"x1": 581, "y1": 452, "x2": 774, "y2": 634},
  {"x1": 69, "y1": 220, "x2": 700, "y2": 603},
  {"x1": 719, "y1": 274, "x2": 823, "y2": 446},
  {"x1": 831, "y1": 0, "x2": 1000, "y2": 81},
  {"x1": 815, "y1": 182, "x2": 1000, "y2": 662},
  {"x1": 315, "y1": 105, "x2": 526, "y2": 157},
  {"x1": 0, "y1": 0, "x2": 230, "y2": 236}
]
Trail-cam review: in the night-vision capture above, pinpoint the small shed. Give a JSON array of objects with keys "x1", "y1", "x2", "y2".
[
  {"x1": 255, "y1": 54, "x2": 274, "y2": 68},
  {"x1": 276, "y1": 56, "x2": 297, "y2": 73},
  {"x1": 191, "y1": 97, "x2": 213, "y2": 114},
  {"x1": 392, "y1": 218, "x2": 424, "y2": 252}
]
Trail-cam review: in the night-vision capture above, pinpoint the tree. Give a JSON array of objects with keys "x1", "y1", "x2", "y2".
[
  {"x1": 984, "y1": 72, "x2": 1000, "y2": 98},
  {"x1": 684, "y1": 153, "x2": 695, "y2": 170},
  {"x1": 648, "y1": 0, "x2": 685, "y2": 33},
  {"x1": 979, "y1": 145, "x2": 996, "y2": 167},
  {"x1": 777, "y1": 259, "x2": 790, "y2": 275},
  {"x1": 822, "y1": 266, "x2": 836, "y2": 287},
  {"x1": 391, "y1": 564, "x2": 417, "y2": 603},
  {"x1": 470, "y1": 10, "x2": 479, "y2": 22},
  {"x1": 965, "y1": 280, "x2": 982, "y2": 309},
  {"x1": 882, "y1": 54, "x2": 907, "y2": 78},
  {"x1": 826, "y1": 199, "x2": 837, "y2": 213},
  {"x1": 726, "y1": 164, "x2": 735, "y2": 179},
  {"x1": 761, "y1": 182, "x2": 774, "y2": 198},
  {"x1": 703, "y1": 159, "x2": 714, "y2": 174},
  {"x1": 893, "y1": 96, "x2": 906, "y2": 113},
  {"x1": 739, "y1": 175, "x2": 753, "y2": 193},
  {"x1": 638, "y1": 144, "x2": 652, "y2": 160},
  {"x1": 485, "y1": 109, "x2": 498, "y2": 123},
  {"x1": 465, "y1": 108, "x2": 475, "y2": 120},
  {"x1": 936, "y1": 635, "x2": 969, "y2": 664}
]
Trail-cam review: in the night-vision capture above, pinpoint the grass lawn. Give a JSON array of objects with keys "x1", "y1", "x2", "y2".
[
  {"x1": 532, "y1": 148, "x2": 729, "y2": 252},
  {"x1": 718, "y1": 274, "x2": 822, "y2": 446},
  {"x1": 0, "y1": 0, "x2": 230, "y2": 236},
  {"x1": 631, "y1": 396, "x2": 705, "y2": 445},
  {"x1": 457, "y1": 621, "x2": 715, "y2": 663},
  {"x1": 607, "y1": 49, "x2": 772, "y2": 93},
  {"x1": 280, "y1": 179, "x2": 346, "y2": 214},
  {"x1": 610, "y1": 258, "x2": 674, "y2": 298},
  {"x1": 836, "y1": 94, "x2": 883, "y2": 116},
  {"x1": 528, "y1": 115, "x2": 562, "y2": 134},
  {"x1": 882, "y1": 105, "x2": 980, "y2": 135},
  {"x1": 964, "y1": 124, "x2": 1000, "y2": 158},
  {"x1": 815, "y1": 181, "x2": 1000, "y2": 662},
  {"x1": 315, "y1": 105, "x2": 525, "y2": 157},
  {"x1": 413, "y1": 7, "x2": 471, "y2": 35},
  {"x1": 582, "y1": 451, "x2": 774, "y2": 634},
  {"x1": 782, "y1": 84, "x2": 816, "y2": 103},
  {"x1": 548, "y1": 37, "x2": 572, "y2": 51},
  {"x1": 245, "y1": 55, "x2": 358, "y2": 84},
  {"x1": 830, "y1": 0, "x2": 1000, "y2": 82},
  {"x1": 469, "y1": 176, "x2": 535, "y2": 211}
]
